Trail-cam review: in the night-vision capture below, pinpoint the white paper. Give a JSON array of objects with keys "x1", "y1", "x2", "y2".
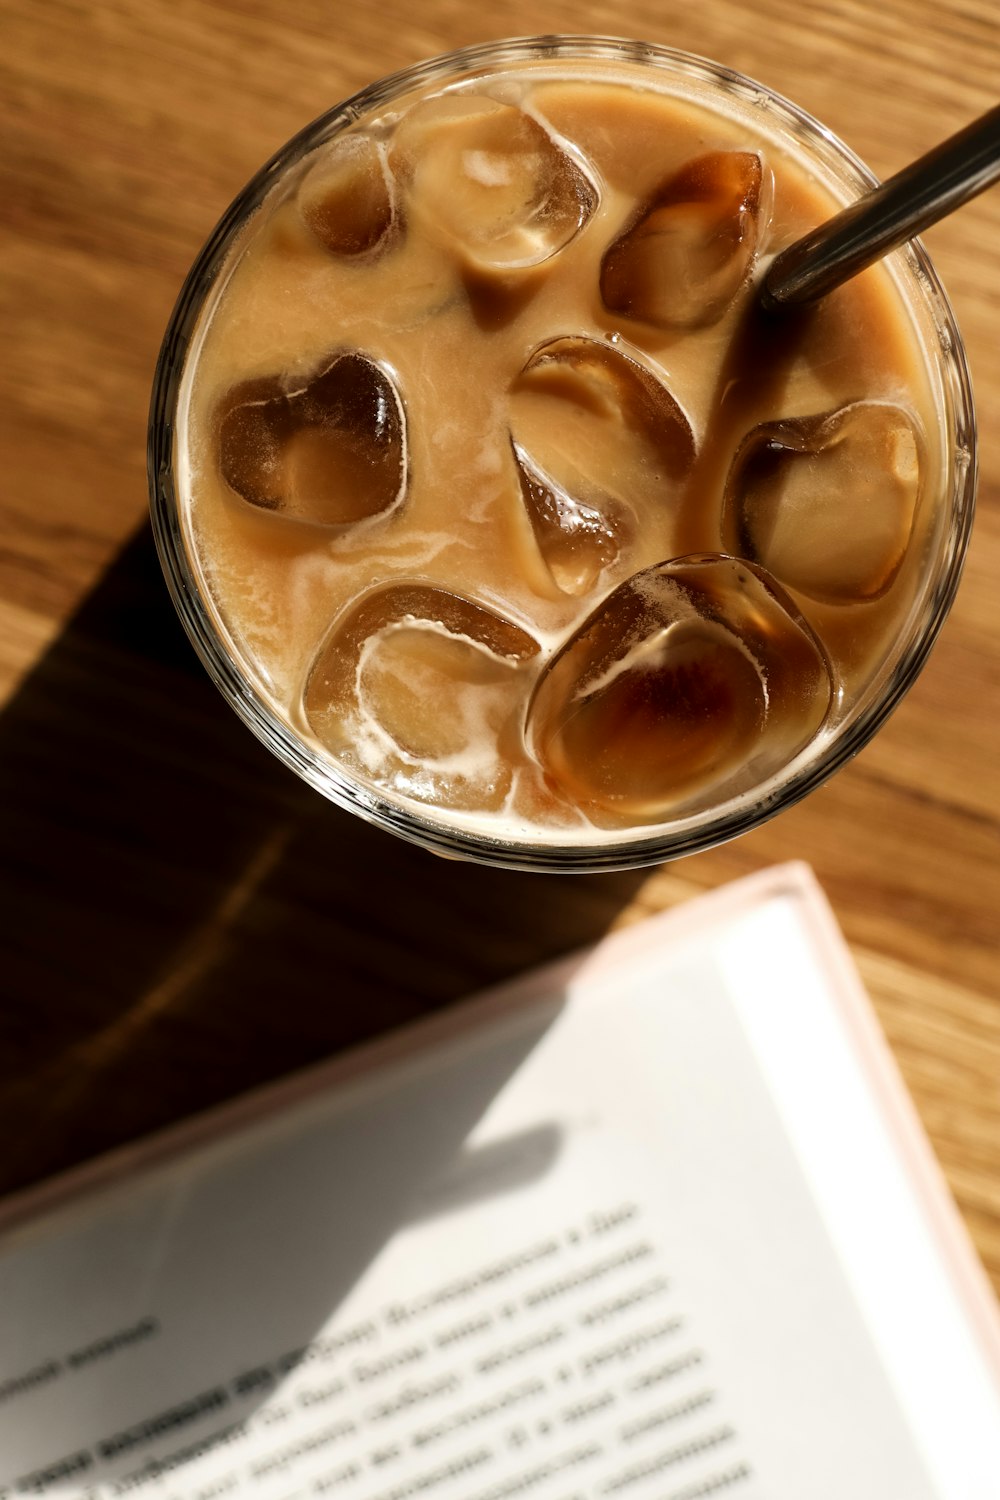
[{"x1": 1, "y1": 866, "x2": 998, "y2": 1500}]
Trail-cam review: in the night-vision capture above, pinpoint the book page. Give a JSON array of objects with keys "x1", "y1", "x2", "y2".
[{"x1": 1, "y1": 867, "x2": 998, "y2": 1500}]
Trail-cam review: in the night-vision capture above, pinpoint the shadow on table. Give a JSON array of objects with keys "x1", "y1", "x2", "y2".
[{"x1": 0, "y1": 525, "x2": 648, "y2": 1194}]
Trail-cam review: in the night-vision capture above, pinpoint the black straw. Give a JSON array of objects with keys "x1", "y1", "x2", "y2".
[{"x1": 761, "y1": 104, "x2": 1000, "y2": 312}]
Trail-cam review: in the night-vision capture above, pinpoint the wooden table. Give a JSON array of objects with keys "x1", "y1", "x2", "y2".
[{"x1": 2, "y1": 1, "x2": 998, "y2": 1291}]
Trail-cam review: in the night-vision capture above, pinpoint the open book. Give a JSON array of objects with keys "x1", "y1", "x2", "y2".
[{"x1": 1, "y1": 863, "x2": 999, "y2": 1500}]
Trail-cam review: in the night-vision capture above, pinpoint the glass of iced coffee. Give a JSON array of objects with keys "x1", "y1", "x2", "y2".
[{"x1": 149, "y1": 38, "x2": 976, "y2": 870}]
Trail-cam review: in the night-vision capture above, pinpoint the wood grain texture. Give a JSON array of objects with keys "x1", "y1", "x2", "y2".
[{"x1": 1, "y1": 1, "x2": 998, "y2": 1295}]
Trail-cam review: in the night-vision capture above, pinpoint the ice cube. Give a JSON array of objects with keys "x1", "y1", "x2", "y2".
[
  {"x1": 296, "y1": 134, "x2": 397, "y2": 257},
  {"x1": 390, "y1": 94, "x2": 597, "y2": 271},
  {"x1": 217, "y1": 353, "x2": 406, "y2": 527},
  {"x1": 600, "y1": 152, "x2": 765, "y2": 329},
  {"x1": 513, "y1": 444, "x2": 623, "y2": 597},
  {"x1": 304, "y1": 583, "x2": 540, "y2": 813},
  {"x1": 723, "y1": 402, "x2": 923, "y2": 603},
  {"x1": 509, "y1": 336, "x2": 695, "y2": 592},
  {"x1": 527, "y1": 555, "x2": 832, "y2": 823}
]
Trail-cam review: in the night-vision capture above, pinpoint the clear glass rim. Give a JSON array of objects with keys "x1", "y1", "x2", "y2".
[{"x1": 148, "y1": 35, "x2": 977, "y2": 873}]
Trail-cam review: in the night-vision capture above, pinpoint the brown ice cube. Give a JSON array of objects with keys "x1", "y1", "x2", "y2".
[
  {"x1": 297, "y1": 135, "x2": 397, "y2": 257},
  {"x1": 391, "y1": 94, "x2": 596, "y2": 271},
  {"x1": 305, "y1": 583, "x2": 540, "y2": 812},
  {"x1": 601, "y1": 152, "x2": 765, "y2": 329},
  {"x1": 513, "y1": 445, "x2": 623, "y2": 597},
  {"x1": 217, "y1": 352, "x2": 406, "y2": 527},
  {"x1": 723, "y1": 402, "x2": 923, "y2": 603},
  {"x1": 509, "y1": 336, "x2": 695, "y2": 593},
  {"x1": 527, "y1": 555, "x2": 832, "y2": 823}
]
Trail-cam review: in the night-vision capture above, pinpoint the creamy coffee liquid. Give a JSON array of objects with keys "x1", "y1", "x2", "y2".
[{"x1": 179, "y1": 59, "x2": 945, "y2": 842}]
